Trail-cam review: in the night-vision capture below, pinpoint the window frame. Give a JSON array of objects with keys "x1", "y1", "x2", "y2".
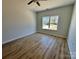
[{"x1": 42, "y1": 16, "x2": 59, "y2": 31}]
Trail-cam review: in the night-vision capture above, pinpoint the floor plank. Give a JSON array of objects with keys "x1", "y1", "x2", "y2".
[{"x1": 2, "y1": 33, "x2": 71, "y2": 59}]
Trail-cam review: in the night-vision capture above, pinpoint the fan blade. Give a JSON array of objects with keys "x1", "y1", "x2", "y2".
[
  {"x1": 28, "y1": 0, "x2": 33, "y2": 5},
  {"x1": 36, "y1": 1, "x2": 40, "y2": 6}
]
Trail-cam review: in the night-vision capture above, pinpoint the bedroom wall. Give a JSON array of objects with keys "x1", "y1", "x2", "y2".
[
  {"x1": 36, "y1": 5, "x2": 73, "y2": 38},
  {"x1": 67, "y1": 4, "x2": 76, "y2": 59},
  {"x1": 2, "y1": 0, "x2": 36, "y2": 44}
]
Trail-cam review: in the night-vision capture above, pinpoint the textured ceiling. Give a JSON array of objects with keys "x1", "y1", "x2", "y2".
[{"x1": 20, "y1": 0, "x2": 75, "y2": 12}]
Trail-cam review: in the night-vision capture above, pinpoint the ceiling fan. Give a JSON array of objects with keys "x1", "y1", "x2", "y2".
[{"x1": 27, "y1": 0, "x2": 40, "y2": 6}]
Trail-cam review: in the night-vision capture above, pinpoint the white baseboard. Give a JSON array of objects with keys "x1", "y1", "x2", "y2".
[
  {"x1": 2, "y1": 32, "x2": 36, "y2": 45},
  {"x1": 37, "y1": 32, "x2": 67, "y2": 39}
]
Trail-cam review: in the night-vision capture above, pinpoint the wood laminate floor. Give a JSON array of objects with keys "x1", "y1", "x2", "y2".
[{"x1": 2, "y1": 33, "x2": 71, "y2": 59}]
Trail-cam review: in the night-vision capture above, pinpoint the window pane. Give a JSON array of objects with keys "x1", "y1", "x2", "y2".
[
  {"x1": 42, "y1": 16, "x2": 49, "y2": 29},
  {"x1": 50, "y1": 16, "x2": 59, "y2": 30}
]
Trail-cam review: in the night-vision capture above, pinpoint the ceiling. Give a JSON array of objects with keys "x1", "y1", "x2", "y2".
[{"x1": 23, "y1": 0, "x2": 75, "y2": 12}]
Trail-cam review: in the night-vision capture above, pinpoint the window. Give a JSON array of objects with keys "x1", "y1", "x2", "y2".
[{"x1": 42, "y1": 16, "x2": 59, "y2": 30}]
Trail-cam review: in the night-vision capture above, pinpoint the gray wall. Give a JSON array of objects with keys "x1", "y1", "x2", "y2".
[
  {"x1": 67, "y1": 4, "x2": 76, "y2": 59},
  {"x1": 2, "y1": 0, "x2": 36, "y2": 44},
  {"x1": 36, "y1": 5, "x2": 73, "y2": 38}
]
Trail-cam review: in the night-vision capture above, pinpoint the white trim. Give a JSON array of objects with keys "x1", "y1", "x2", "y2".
[
  {"x1": 37, "y1": 32, "x2": 67, "y2": 38},
  {"x1": 2, "y1": 32, "x2": 36, "y2": 45}
]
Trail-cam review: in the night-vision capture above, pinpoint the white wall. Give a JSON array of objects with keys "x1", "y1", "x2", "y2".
[
  {"x1": 67, "y1": 4, "x2": 76, "y2": 59},
  {"x1": 2, "y1": 0, "x2": 36, "y2": 44},
  {"x1": 36, "y1": 5, "x2": 73, "y2": 38}
]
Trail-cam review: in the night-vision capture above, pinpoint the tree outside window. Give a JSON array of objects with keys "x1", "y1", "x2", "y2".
[{"x1": 42, "y1": 16, "x2": 59, "y2": 30}]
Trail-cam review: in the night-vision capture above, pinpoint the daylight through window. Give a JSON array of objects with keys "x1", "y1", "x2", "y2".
[{"x1": 42, "y1": 16, "x2": 59, "y2": 30}]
